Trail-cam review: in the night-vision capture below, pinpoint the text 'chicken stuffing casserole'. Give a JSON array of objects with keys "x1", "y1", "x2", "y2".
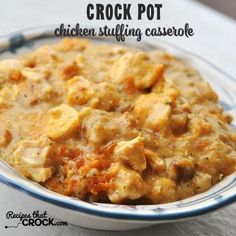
[{"x1": 0, "y1": 39, "x2": 235, "y2": 204}]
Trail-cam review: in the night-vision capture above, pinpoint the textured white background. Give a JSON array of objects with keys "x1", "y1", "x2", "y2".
[{"x1": 0, "y1": 0, "x2": 236, "y2": 235}]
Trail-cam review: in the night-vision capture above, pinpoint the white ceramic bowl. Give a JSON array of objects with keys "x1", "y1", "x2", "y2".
[{"x1": 0, "y1": 26, "x2": 235, "y2": 230}]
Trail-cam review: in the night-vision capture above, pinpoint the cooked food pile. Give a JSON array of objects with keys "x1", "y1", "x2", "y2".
[{"x1": 0, "y1": 39, "x2": 235, "y2": 204}]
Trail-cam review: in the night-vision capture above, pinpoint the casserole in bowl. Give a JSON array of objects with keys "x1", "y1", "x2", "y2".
[{"x1": 0, "y1": 26, "x2": 235, "y2": 230}]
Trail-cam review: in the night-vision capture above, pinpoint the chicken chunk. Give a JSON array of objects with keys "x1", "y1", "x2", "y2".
[
  {"x1": 133, "y1": 93, "x2": 172, "y2": 131},
  {"x1": 114, "y1": 136, "x2": 146, "y2": 172},
  {"x1": 13, "y1": 137, "x2": 56, "y2": 182},
  {"x1": 192, "y1": 172, "x2": 212, "y2": 193},
  {"x1": 67, "y1": 76, "x2": 93, "y2": 105},
  {"x1": 16, "y1": 75, "x2": 56, "y2": 106},
  {"x1": 77, "y1": 107, "x2": 120, "y2": 145},
  {"x1": 47, "y1": 104, "x2": 80, "y2": 140},
  {"x1": 111, "y1": 52, "x2": 163, "y2": 89},
  {"x1": 107, "y1": 165, "x2": 144, "y2": 203},
  {"x1": 78, "y1": 108, "x2": 138, "y2": 145},
  {"x1": 67, "y1": 76, "x2": 119, "y2": 111}
]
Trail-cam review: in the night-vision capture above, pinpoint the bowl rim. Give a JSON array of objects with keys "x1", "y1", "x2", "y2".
[
  {"x1": 0, "y1": 171, "x2": 236, "y2": 221},
  {"x1": 0, "y1": 25, "x2": 235, "y2": 221}
]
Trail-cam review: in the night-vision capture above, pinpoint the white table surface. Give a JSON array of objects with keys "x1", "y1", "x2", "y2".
[{"x1": 0, "y1": 0, "x2": 236, "y2": 235}]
